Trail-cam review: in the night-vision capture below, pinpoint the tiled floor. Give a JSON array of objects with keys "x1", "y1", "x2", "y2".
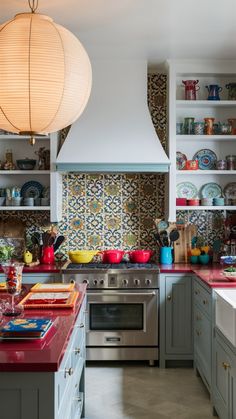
[{"x1": 85, "y1": 363, "x2": 213, "y2": 419}]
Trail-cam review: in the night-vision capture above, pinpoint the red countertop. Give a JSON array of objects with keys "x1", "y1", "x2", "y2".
[
  {"x1": 159, "y1": 263, "x2": 236, "y2": 288},
  {"x1": 0, "y1": 264, "x2": 62, "y2": 274},
  {"x1": 0, "y1": 284, "x2": 86, "y2": 372}
]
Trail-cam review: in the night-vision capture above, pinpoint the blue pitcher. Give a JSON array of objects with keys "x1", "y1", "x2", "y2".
[{"x1": 205, "y1": 84, "x2": 222, "y2": 100}]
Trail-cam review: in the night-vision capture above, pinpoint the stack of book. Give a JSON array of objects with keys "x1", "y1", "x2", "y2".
[{"x1": 0, "y1": 318, "x2": 53, "y2": 339}]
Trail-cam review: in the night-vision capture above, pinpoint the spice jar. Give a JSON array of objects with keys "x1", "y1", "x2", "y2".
[
  {"x1": 204, "y1": 117, "x2": 215, "y2": 135},
  {"x1": 226, "y1": 155, "x2": 236, "y2": 170}
]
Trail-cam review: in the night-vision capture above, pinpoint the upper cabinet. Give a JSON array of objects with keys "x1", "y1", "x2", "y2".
[
  {"x1": 0, "y1": 131, "x2": 62, "y2": 222},
  {"x1": 166, "y1": 60, "x2": 236, "y2": 222}
]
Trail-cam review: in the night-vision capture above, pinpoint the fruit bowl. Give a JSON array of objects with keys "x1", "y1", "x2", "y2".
[{"x1": 223, "y1": 269, "x2": 236, "y2": 281}]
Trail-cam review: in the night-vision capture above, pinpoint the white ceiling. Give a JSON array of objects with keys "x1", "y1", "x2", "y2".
[{"x1": 2, "y1": 0, "x2": 236, "y2": 70}]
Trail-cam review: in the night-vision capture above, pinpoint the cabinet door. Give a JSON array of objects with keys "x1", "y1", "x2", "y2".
[
  {"x1": 165, "y1": 275, "x2": 192, "y2": 354},
  {"x1": 213, "y1": 336, "x2": 231, "y2": 419},
  {"x1": 194, "y1": 304, "x2": 211, "y2": 388}
]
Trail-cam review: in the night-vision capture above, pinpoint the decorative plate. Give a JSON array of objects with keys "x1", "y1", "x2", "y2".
[
  {"x1": 157, "y1": 220, "x2": 169, "y2": 231},
  {"x1": 21, "y1": 181, "x2": 43, "y2": 198},
  {"x1": 176, "y1": 151, "x2": 187, "y2": 170},
  {"x1": 200, "y1": 182, "x2": 222, "y2": 198},
  {"x1": 192, "y1": 149, "x2": 217, "y2": 170},
  {"x1": 176, "y1": 182, "x2": 198, "y2": 199},
  {"x1": 224, "y1": 182, "x2": 236, "y2": 198}
]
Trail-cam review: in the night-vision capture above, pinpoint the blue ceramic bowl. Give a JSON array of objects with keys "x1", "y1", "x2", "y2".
[
  {"x1": 199, "y1": 254, "x2": 210, "y2": 265},
  {"x1": 190, "y1": 255, "x2": 199, "y2": 264}
]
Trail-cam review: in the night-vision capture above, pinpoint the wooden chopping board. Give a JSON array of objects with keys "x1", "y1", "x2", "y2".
[{"x1": 174, "y1": 224, "x2": 197, "y2": 263}]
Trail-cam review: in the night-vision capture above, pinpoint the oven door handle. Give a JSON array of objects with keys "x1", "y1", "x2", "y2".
[{"x1": 88, "y1": 291, "x2": 157, "y2": 296}]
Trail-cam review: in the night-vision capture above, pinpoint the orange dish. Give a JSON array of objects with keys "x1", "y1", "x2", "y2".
[
  {"x1": 30, "y1": 283, "x2": 75, "y2": 292},
  {"x1": 20, "y1": 291, "x2": 79, "y2": 309}
]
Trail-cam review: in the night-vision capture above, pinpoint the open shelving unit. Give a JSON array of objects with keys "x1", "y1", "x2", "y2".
[
  {"x1": 166, "y1": 59, "x2": 236, "y2": 221},
  {"x1": 0, "y1": 132, "x2": 62, "y2": 221}
]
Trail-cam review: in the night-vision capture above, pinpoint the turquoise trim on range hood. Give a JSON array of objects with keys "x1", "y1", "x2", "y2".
[{"x1": 56, "y1": 163, "x2": 170, "y2": 173}]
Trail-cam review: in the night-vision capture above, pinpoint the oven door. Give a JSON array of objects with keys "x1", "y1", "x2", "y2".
[{"x1": 86, "y1": 289, "x2": 158, "y2": 347}]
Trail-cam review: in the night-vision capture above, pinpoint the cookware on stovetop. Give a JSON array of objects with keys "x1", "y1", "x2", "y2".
[
  {"x1": 102, "y1": 250, "x2": 124, "y2": 264},
  {"x1": 69, "y1": 250, "x2": 99, "y2": 264},
  {"x1": 129, "y1": 250, "x2": 153, "y2": 264}
]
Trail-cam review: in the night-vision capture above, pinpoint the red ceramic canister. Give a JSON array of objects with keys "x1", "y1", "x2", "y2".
[
  {"x1": 186, "y1": 160, "x2": 199, "y2": 170},
  {"x1": 187, "y1": 199, "x2": 200, "y2": 206}
]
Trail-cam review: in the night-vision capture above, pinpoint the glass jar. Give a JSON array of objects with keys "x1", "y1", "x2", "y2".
[
  {"x1": 226, "y1": 155, "x2": 236, "y2": 170},
  {"x1": 183, "y1": 117, "x2": 195, "y2": 134}
]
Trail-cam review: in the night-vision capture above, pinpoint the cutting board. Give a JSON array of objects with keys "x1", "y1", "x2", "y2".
[{"x1": 174, "y1": 224, "x2": 197, "y2": 263}]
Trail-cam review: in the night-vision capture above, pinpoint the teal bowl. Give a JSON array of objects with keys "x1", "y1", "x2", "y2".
[
  {"x1": 199, "y1": 254, "x2": 210, "y2": 265},
  {"x1": 190, "y1": 255, "x2": 199, "y2": 264}
]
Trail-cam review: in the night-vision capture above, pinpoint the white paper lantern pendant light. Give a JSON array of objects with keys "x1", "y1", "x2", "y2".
[{"x1": 0, "y1": 0, "x2": 92, "y2": 144}]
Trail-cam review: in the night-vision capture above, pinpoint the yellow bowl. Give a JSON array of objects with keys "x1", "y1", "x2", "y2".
[{"x1": 68, "y1": 250, "x2": 99, "y2": 264}]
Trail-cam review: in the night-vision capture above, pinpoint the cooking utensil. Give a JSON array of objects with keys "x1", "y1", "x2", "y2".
[
  {"x1": 129, "y1": 250, "x2": 153, "y2": 263},
  {"x1": 53, "y1": 235, "x2": 65, "y2": 252},
  {"x1": 154, "y1": 232, "x2": 163, "y2": 247},
  {"x1": 169, "y1": 229, "x2": 180, "y2": 246},
  {"x1": 160, "y1": 231, "x2": 169, "y2": 247}
]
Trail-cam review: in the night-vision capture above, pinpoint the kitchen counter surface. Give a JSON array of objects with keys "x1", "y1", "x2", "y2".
[
  {"x1": 160, "y1": 263, "x2": 236, "y2": 288},
  {"x1": 0, "y1": 283, "x2": 86, "y2": 372},
  {"x1": 0, "y1": 263, "x2": 62, "y2": 274}
]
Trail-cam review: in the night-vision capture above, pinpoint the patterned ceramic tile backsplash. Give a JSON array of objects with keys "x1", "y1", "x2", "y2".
[
  {"x1": 58, "y1": 173, "x2": 161, "y2": 252},
  {"x1": 0, "y1": 73, "x2": 226, "y2": 258}
]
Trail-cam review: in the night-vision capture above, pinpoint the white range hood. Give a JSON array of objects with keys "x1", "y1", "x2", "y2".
[{"x1": 56, "y1": 59, "x2": 170, "y2": 172}]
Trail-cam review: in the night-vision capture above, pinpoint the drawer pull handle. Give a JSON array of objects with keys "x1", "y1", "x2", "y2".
[
  {"x1": 222, "y1": 362, "x2": 230, "y2": 370},
  {"x1": 196, "y1": 330, "x2": 201, "y2": 336},
  {"x1": 74, "y1": 347, "x2": 80, "y2": 355},
  {"x1": 74, "y1": 396, "x2": 82, "y2": 402},
  {"x1": 167, "y1": 295, "x2": 171, "y2": 301},
  {"x1": 65, "y1": 367, "x2": 74, "y2": 377},
  {"x1": 196, "y1": 315, "x2": 202, "y2": 321},
  {"x1": 80, "y1": 323, "x2": 85, "y2": 328},
  {"x1": 203, "y1": 299, "x2": 208, "y2": 305}
]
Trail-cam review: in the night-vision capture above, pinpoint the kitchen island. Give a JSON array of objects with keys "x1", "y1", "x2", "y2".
[{"x1": 0, "y1": 283, "x2": 86, "y2": 419}]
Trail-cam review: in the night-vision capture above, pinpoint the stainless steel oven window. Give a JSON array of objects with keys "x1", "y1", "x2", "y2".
[{"x1": 89, "y1": 303, "x2": 144, "y2": 330}]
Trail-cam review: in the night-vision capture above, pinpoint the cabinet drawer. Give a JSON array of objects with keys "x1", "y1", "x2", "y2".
[{"x1": 194, "y1": 282, "x2": 211, "y2": 316}]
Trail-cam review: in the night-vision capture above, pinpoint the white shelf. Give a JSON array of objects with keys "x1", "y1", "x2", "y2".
[
  {"x1": 176, "y1": 100, "x2": 236, "y2": 108},
  {"x1": 176, "y1": 170, "x2": 236, "y2": 175},
  {"x1": 176, "y1": 135, "x2": 236, "y2": 141},
  {"x1": 0, "y1": 206, "x2": 50, "y2": 211},
  {"x1": 0, "y1": 170, "x2": 50, "y2": 175},
  {"x1": 176, "y1": 206, "x2": 236, "y2": 211}
]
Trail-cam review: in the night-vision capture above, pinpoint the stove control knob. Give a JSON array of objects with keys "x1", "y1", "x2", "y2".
[
  {"x1": 83, "y1": 279, "x2": 89, "y2": 285},
  {"x1": 145, "y1": 279, "x2": 152, "y2": 286},
  {"x1": 93, "y1": 279, "x2": 98, "y2": 285},
  {"x1": 134, "y1": 279, "x2": 140, "y2": 286},
  {"x1": 123, "y1": 279, "x2": 128, "y2": 286},
  {"x1": 100, "y1": 279, "x2": 104, "y2": 285}
]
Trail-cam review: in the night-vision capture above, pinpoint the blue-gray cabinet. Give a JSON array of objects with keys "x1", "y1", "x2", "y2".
[
  {"x1": 212, "y1": 329, "x2": 236, "y2": 419},
  {"x1": 0, "y1": 272, "x2": 60, "y2": 284},
  {"x1": 193, "y1": 277, "x2": 212, "y2": 392},
  {"x1": 0, "y1": 297, "x2": 86, "y2": 419},
  {"x1": 160, "y1": 274, "x2": 193, "y2": 368}
]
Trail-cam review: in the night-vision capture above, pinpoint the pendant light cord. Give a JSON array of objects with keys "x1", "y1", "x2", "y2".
[{"x1": 28, "y1": 0, "x2": 39, "y2": 13}]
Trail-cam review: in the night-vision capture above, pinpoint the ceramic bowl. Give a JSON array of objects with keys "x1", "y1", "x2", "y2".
[
  {"x1": 190, "y1": 255, "x2": 199, "y2": 264},
  {"x1": 68, "y1": 250, "x2": 99, "y2": 263},
  {"x1": 16, "y1": 159, "x2": 36, "y2": 170},
  {"x1": 199, "y1": 254, "x2": 210, "y2": 265}
]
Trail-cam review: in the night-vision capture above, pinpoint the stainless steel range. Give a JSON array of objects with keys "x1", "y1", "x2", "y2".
[{"x1": 62, "y1": 263, "x2": 160, "y2": 364}]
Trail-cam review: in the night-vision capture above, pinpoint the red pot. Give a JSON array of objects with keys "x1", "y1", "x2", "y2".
[
  {"x1": 129, "y1": 250, "x2": 153, "y2": 263},
  {"x1": 102, "y1": 250, "x2": 124, "y2": 264}
]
